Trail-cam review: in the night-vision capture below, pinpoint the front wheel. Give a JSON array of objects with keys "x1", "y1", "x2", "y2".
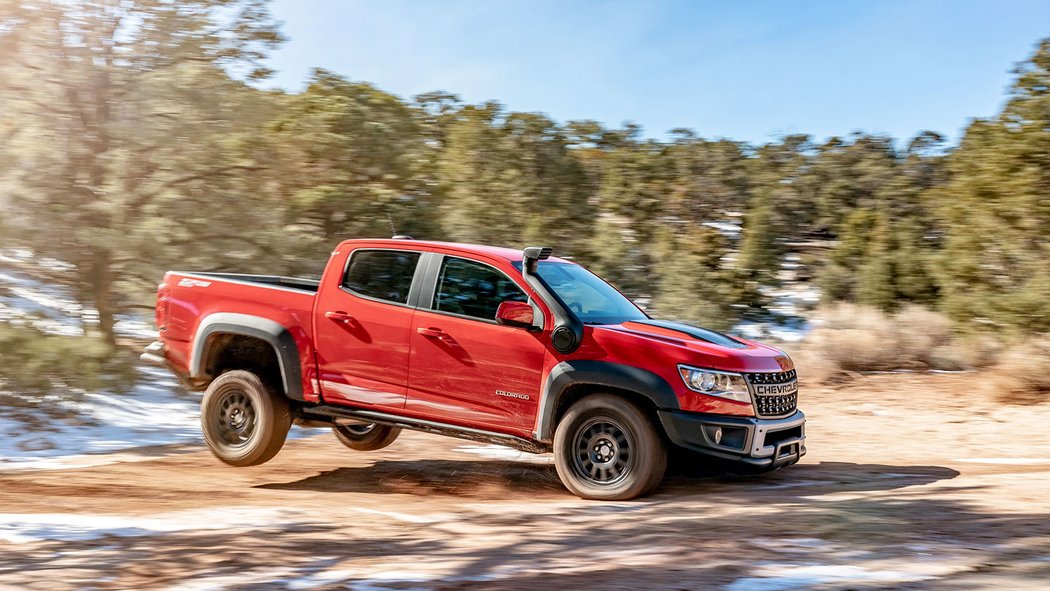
[
  {"x1": 200, "y1": 370, "x2": 291, "y2": 467},
  {"x1": 332, "y1": 423, "x2": 402, "y2": 451},
  {"x1": 553, "y1": 394, "x2": 667, "y2": 500}
]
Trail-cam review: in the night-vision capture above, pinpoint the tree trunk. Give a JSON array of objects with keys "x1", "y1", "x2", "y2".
[{"x1": 89, "y1": 249, "x2": 117, "y2": 348}]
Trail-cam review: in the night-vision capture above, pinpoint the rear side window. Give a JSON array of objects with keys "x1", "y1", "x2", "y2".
[
  {"x1": 433, "y1": 257, "x2": 528, "y2": 320},
  {"x1": 343, "y1": 250, "x2": 420, "y2": 304}
]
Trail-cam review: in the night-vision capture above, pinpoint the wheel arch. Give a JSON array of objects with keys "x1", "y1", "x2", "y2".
[
  {"x1": 535, "y1": 361, "x2": 679, "y2": 442},
  {"x1": 190, "y1": 313, "x2": 305, "y2": 401}
]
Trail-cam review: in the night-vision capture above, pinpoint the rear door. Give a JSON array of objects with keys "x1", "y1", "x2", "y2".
[
  {"x1": 406, "y1": 255, "x2": 547, "y2": 434},
  {"x1": 314, "y1": 248, "x2": 425, "y2": 409}
]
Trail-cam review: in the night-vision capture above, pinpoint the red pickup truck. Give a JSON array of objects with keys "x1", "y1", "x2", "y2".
[{"x1": 143, "y1": 238, "x2": 805, "y2": 500}]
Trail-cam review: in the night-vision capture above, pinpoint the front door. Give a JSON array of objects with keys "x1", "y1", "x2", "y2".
[
  {"x1": 314, "y1": 248, "x2": 422, "y2": 409},
  {"x1": 407, "y1": 255, "x2": 547, "y2": 434}
]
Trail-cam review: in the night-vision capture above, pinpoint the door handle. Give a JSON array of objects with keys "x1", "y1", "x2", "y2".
[
  {"x1": 325, "y1": 310, "x2": 354, "y2": 323},
  {"x1": 417, "y1": 327, "x2": 447, "y2": 339}
]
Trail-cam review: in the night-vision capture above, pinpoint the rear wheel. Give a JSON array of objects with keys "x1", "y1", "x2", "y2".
[
  {"x1": 554, "y1": 394, "x2": 667, "y2": 500},
  {"x1": 201, "y1": 370, "x2": 291, "y2": 467},
  {"x1": 332, "y1": 423, "x2": 402, "y2": 451}
]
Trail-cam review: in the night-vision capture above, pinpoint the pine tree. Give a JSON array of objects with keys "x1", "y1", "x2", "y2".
[
  {"x1": 856, "y1": 212, "x2": 896, "y2": 310},
  {"x1": 0, "y1": 0, "x2": 285, "y2": 345},
  {"x1": 934, "y1": 38, "x2": 1050, "y2": 331},
  {"x1": 650, "y1": 227, "x2": 734, "y2": 330},
  {"x1": 268, "y1": 70, "x2": 439, "y2": 261}
]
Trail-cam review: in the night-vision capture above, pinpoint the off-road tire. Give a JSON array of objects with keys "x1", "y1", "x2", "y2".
[
  {"x1": 200, "y1": 370, "x2": 291, "y2": 467},
  {"x1": 332, "y1": 423, "x2": 402, "y2": 451},
  {"x1": 554, "y1": 394, "x2": 667, "y2": 500}
]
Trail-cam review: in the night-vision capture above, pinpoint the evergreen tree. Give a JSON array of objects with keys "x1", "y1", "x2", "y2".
[
  {"x1": 268, "y1": 69, "x2": 438, "y2": 269},
  {"x1": 436, "y1": 103, "x2": 590, "y2": 253},
  {"x1": 651, "y1": 227, "x2": 734, "y2": 330},
  {"x1": 820, "y1": 208, "x2": 876, "y2": 302},
  {"x1": 934, "y1": 38, "x2": 1050, "y2": 331},
  {"x1": 856, "y1": 212, "x2": 896, "y2": 310},
  {"x1": 0, "y1": 0, "x2": 284, "y2": 345}
]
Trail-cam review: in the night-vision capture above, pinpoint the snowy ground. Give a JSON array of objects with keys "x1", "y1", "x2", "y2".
[
  {"x1": 0, "y1": 248, "x2": 205, "y2": 468},
  {"x1": 0, "y1": 247, "x2": 154, "y2": 339},
  {"x1": 0, "y1": 366, "x2": 202, "y2": 470}
]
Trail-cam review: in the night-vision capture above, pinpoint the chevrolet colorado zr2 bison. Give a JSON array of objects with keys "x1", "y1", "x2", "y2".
[{"x1": 142, "y1": 238, "x2": 805, "y2": 500}]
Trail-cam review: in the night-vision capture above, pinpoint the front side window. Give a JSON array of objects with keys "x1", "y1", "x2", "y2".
[
  {"x1": 532, "y1": 261, "x2": 647, "y2": 325},
  {"x1": 433, "y1": 257, "x2": 528, "y2": 320},
  {"x1": 343, "y1": 250, "x2": 420, "y2": 304}
]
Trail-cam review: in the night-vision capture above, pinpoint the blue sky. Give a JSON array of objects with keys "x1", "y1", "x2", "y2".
[{"x1": 266, "y1": 0, "x2": 1050, "y2": 144}]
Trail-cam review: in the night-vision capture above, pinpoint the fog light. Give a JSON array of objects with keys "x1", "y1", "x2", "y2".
[{"x1": 713, "y1": 427, "x2": 723, "y2": 445}]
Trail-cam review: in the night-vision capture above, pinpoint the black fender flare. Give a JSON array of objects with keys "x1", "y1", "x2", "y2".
[
  {"x1": 533, "y1": 360, "x2": 680, "y2": 442},
  {"x1": 190, "y1": 312, "x2": 304, "y2": 401}
]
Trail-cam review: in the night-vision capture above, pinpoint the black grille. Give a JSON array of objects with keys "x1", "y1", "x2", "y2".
[
  {"x1": 753, "y1": 391, "x2": 798, "y2": 417},
  {"x1": 745, "y1": 370, "x2": 798, "y2": 417}
]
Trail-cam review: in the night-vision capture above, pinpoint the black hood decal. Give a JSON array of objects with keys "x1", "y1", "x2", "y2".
[{"x1": 630, "y1": 319, "x2": 748, "y2": 349}]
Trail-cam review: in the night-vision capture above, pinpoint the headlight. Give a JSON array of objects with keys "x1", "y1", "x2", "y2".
[{"x1": 678, "y1": 365, "x2": 751, "y2": 403}]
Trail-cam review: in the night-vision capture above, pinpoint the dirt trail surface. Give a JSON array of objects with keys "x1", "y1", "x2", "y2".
[{"x1": 1, "y1": 373, "x2": 1049, "y2": 590}]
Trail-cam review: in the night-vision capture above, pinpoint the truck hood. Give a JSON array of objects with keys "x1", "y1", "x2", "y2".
[{"x1": 594, "y1": 319, "x2": 794, "y2": 374}]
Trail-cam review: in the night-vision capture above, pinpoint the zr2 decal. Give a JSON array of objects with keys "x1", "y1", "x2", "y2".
[{"x1": 178, "y1": 278, "x2": 212, "y2": 288}]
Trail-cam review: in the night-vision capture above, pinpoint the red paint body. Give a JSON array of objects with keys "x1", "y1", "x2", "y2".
[{"x1": 158, "y1": 239, "x2": 795, "y2": 441}]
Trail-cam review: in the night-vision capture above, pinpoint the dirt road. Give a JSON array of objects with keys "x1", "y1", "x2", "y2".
[{"x1": 2, "y1": 373, "x2": 1049, "y2": 590}]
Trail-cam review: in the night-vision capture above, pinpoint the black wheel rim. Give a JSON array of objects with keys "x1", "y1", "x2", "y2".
[
  {"x1": 216, "y1": 389, "x2": 256, "y2": 447},
  {"x1": 571, "y1": 417, "x2": 633, "y2": 485},
  {"x1": 342, "y1": 423, "x2": 376, "y2": 436}
]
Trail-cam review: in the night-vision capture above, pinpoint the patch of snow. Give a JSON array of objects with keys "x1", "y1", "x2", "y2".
[
  {"x1": 0, "y1": 250, "x2": 153, "y2": 339},
  {"x1": 3, "y1": 248, "x2": 34, "y2": 261},
  {"x1": 38, "y1": 258, "x2": 76, "y2": 272},
  {"x1": 0, "y1": 367, "x2": 202, "y2": 469},
  {"x1": 702, "y1": 221, "x2": 742, "y2": 237},
  {"x1": 0, "y1": 263, "x2": 89, "y2": 336},
  {"x1": 7, "y1": 285, "x2": 82, "y2": 317},
  {"x1": 349, "y1": 507, "x2": 451, "y2": 525},
  {"x1": 0, "y1": 251, "x2": 204, "y2": 466},
  {"x1": 285, "y1": 568, "x2": 362, "y2": 590},
  {"x1": 0, "y1": 301, "x2": 84, "y2": 335},
  {"x1": 451, "y1": 444, "x2": 553, "y2": 464},
  {"x1": 0, "y1": 271, "x2": 34, "y2": 286},
  {"x1": 170, "y1": 568, "x2": 300, "y2": 591},
  {"x1": 733, "y1": 321, "x2": 809, "y2": 343},
  {"x1": 114, "y1": 317, "x2": 158, "y2": 340},
  {"x1": 1, "y1": 364, "x2": 319, "y2": 470},
  {"x1": 726, "y1": 563, "x2": 938, "y2": 591},
  {"x1": 0, "y1": 449, "x2": 194, "y2": 472},
  {"x1": 0, "y1": 507, "x2": 309, "y2": 544},
  {"x1": 288, "y1": 569, "x2": 438, "y2": 591}
]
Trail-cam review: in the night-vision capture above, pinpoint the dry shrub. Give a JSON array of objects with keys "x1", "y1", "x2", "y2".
[
  {"x1": 795, "y1": 304, "x2": 967, "y2": 384},
  {"x1": 932, "y1": 332, "x2": 1004, "y2": 371},
  {"x1": 989, "y1": 336, "x2": 1050, "y2": 403}
]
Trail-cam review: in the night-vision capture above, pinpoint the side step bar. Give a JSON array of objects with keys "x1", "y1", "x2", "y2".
[{"x1": 301, "y1": 405, "x2": 550, "y2": 454}]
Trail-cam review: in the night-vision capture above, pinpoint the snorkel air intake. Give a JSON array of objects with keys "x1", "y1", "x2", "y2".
[{"x1": 521, "y1": 246, "x2": 584, "y2": 354}]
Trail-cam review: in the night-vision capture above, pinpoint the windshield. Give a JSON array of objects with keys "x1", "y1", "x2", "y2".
[{"x1": 526, "y1": 261, "x2": 648, "y2": 325}]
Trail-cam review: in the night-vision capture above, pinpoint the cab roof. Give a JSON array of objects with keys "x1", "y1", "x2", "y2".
[{"x1": 337, "y1": 238, "x2": 573, "y2": 264}]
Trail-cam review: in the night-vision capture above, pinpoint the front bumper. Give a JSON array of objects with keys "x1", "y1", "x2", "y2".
[{"x1": 659, "y1": 409, "x2": 806, "y2": 468}]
